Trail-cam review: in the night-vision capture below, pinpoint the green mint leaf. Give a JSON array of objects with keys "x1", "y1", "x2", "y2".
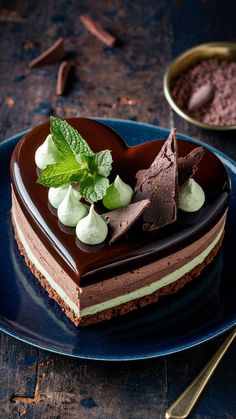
[
  {"x1": 88, "y1": 149, "x2": 112, "y2": 177},
  {"x1": 50, "y1": 118, "x2": 73, "y2": 158},
  {"x1": 79, "y1": 174, "x2": 109, "y2": 203},
  {"x1": 37, "y1": 158, "x2": 83, "y2": 187},
  {"x1": 50, "y1": 116, "x2": 94, "y2": 158}
]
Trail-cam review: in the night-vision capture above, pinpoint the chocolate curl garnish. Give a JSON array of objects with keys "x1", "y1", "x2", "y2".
[
  {"x1": 80, "y1": 14, "x2": 116, "y2": 47},
  {"x1": 56, "y1": 61, "x2": 72, "y2": 96},
  {"x1": 104, "y1": 199, "x2": 150, "y2": 245},
  {"x1": 178, "y1": 147, "x2": 204, "y2": 187},
  {"x1": 29, "y1": 38, "x2": 67, "y2": 68},
  {"x1": 134, "y1": 128, "x2": 178, "y2": 231}
]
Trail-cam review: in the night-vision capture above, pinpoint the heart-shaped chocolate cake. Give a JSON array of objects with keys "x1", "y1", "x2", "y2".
[{"x1": 10, "y1": 118, "x2": 230, "y2": 326}]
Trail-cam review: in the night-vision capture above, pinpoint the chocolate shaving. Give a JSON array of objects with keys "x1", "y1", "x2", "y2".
[
  {"x1": 5, "y1": 97, "x2": 15, "y2": 108},
  {"x1": 80, "y1": 14, "x2": 116, "y2": 47},
  {"x1": 56, "y1": 61, "x2": 72, "y2": 96},
  {"x1": 11, "y1": 383, "x2": 40, "y2": 404},
  {"x1": 23, "y1": 40, "x2": 36, "y2": 49},
  {"x1": 104, "y1": 199, "x2": 150, "y2": 244},
  {"x1": 134, "y1": 128, "x2": 178, "y2": 231},
  {"x1": 98, "y1": 102, "x2": 116, "y2": 109},
  {"x1": 178, "y1": 147, "x2": 204, "y2": 187},
  {"x1": 29, "y1": 37, "x2": 67, "y2": 68},
  {"x1": 0, "y1": 9, "x2": 26, "y2": 23}
]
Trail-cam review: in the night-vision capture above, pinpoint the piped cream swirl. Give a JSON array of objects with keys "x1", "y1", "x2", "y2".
[
  {"x1": 35, "y1": 134, "x2": 62, "y2": 170},
  {"x1": 102, "y1": 175, "x2": 133, "y2": 210},
  {"x1": 58, "y1": 185, "x2": 88, "y2": 227},
  {"x1": 76, "y1": 204, "x2": 108, "y2": 244},
  {"x1": 179, "y1": 178, "x2": 205, "y2": 212}
]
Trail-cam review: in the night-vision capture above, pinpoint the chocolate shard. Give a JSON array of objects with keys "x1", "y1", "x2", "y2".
[
  {"x1": 135, "y1": 169, "x2": 147, "y2": 191},
  {"x1": 104, "y1": 199, "x2": 150, "y2": 245},
  {"x1": 134, "y1": 128, "x2": 178, "y2": 231},
  {"x1": 29, "y1": 37, "x2": 67, "y2": 68},
  {"x1": 80, "y1": 14, "x2": 116, "y2": 47},
  {"x1": 56, "y1": 61, "x2": 72, "y2": 96},
  {"x1": 178, "y1": 147, "x2": 204, "y2": 187}
]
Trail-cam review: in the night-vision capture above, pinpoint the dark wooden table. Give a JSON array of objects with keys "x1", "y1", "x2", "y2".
[{"x1": 1, "y1": 1, "x2": 236, "y2": 418}]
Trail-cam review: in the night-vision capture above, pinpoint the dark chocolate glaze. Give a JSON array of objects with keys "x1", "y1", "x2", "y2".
[{"x1": 10, "y1": 118, "x2": 230, "y2": 287}]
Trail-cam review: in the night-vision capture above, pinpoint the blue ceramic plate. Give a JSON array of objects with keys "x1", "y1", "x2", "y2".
[{"x1": 1, "y1": 119, "x2": 236, "y2": 361}]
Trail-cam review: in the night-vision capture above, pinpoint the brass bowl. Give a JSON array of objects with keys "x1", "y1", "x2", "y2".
[{"x1": 163, "y1": 42, "x2": 236, "y2": 131}]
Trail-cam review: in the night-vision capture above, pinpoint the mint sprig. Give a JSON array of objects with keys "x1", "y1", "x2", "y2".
[
  {"x1": 37, "y1": 117, "x2": 112, "y2": 203},
  {"x1": 50, "y1": 116, "x2": 94, "y2": 157}
]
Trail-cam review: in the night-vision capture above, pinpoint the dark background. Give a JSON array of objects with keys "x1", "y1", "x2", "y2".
[{"x1": 0, "y1": 1, "x2": 236, "y2": 418}]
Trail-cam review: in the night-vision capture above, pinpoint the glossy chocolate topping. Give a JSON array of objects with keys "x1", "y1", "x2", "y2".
[{"x1": 10, "y1": 118, "x2": 230, "y2": 287}]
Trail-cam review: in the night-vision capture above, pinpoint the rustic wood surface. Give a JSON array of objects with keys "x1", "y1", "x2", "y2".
[{"x1": 0, "y1": 0, "x2": 236, "y2": 418}]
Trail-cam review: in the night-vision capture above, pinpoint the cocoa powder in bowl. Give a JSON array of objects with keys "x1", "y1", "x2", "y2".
[{"x1": 171, "y1": 58, "x2": 236, "y2": 126}]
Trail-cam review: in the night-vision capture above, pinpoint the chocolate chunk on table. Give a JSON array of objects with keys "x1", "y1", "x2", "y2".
[
  {"x1": 80, "y1": 14, "x2": 117, "y2": 47},
  {"x1": 29, "y1": 37, "x2": 67, "y2": 68},
  {"x1": 56, "y1": 61, "x2": 73, "y2": 96}
]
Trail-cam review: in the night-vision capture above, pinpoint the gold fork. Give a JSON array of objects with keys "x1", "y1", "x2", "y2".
[{"x1": 165, "y1": 327, "x2": 236, "y2": 419}]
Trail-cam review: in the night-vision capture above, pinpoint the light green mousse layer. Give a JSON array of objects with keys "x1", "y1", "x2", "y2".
[{"x1": 13, "y1": 209, "x2": 224, "y2": 319}]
